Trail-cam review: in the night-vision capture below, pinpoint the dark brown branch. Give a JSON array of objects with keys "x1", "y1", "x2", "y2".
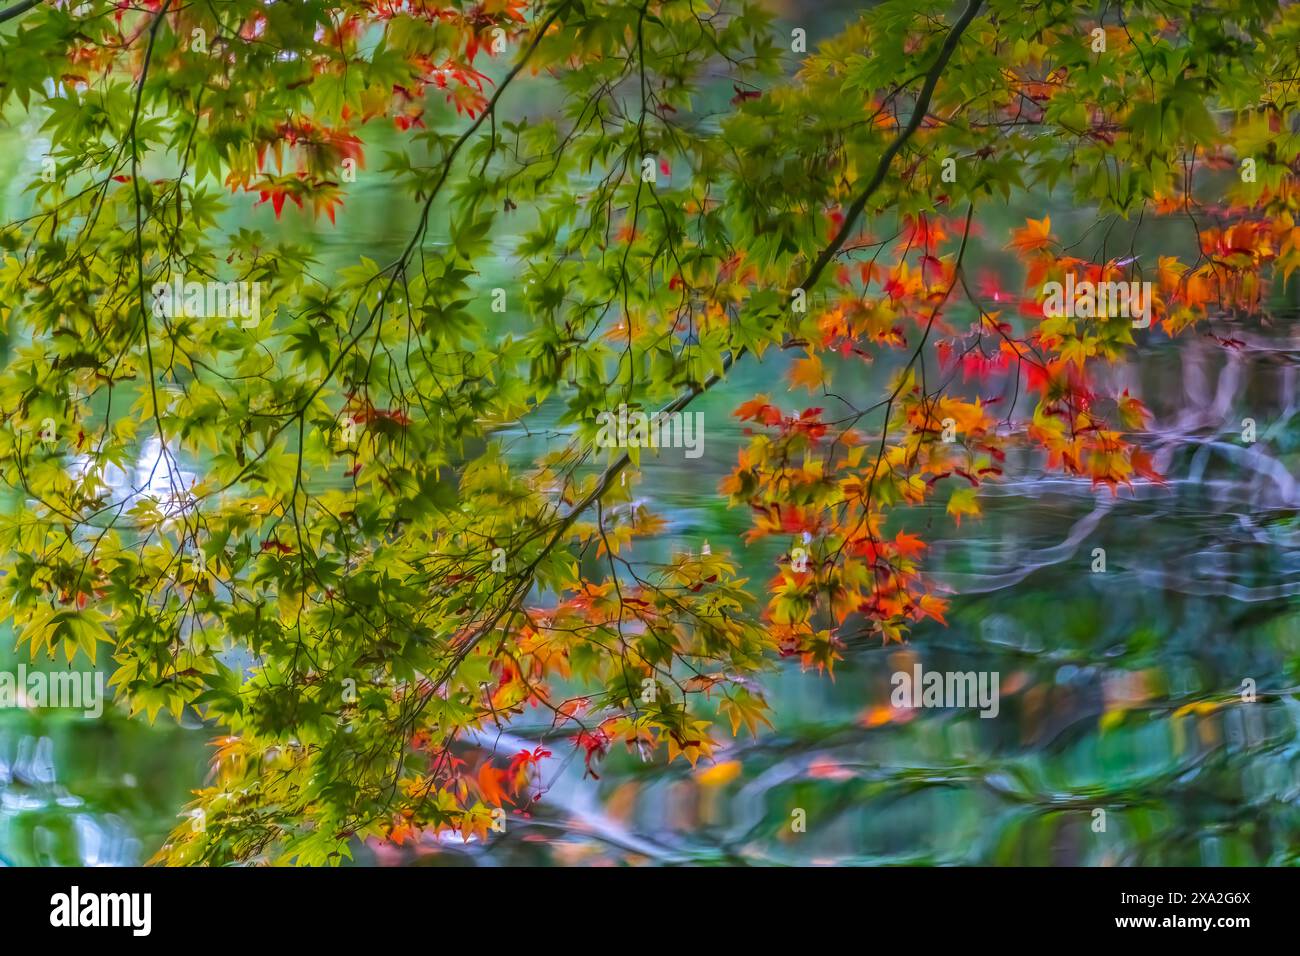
[
  {"x1": 568, "y1": 0, "x2": 987, "y2": 526},
  {"x1": 0, "y1": 0, "x2": 43, "y2": 25},
  {"x1": 419, "y1": 0, "x2": 987, "y2": 696}
]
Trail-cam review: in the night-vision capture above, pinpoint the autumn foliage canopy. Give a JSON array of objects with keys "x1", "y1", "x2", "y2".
[{"x1": 0, "y1": 0, "x2": 1294, "y2": 862}]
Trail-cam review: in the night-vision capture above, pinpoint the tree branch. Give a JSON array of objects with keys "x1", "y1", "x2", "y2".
[
  {"x1": 0, "y1": 0, "x2": 43, "y2": 25},
  {"x1": 418, "y1": 0, "x2": 986, "y2": 696},
  {"x1": 569, "y1": 0, "x2": 986, "y2": 527}
]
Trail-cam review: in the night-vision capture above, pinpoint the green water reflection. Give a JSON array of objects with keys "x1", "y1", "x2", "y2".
[{"x1": 2, "y1": 34, "x2": 1300, "y2": 866}]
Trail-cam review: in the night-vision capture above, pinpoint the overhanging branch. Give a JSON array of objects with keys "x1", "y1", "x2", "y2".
[
  {"x1": 572, "y1": 0, "x2": 987, "y2": 520},
  {"x1": 0, "y1": 0, "x2": 43, "y2": 25},
  {"x1": 420, "y1": 0, "x2": 986, "y2": 693}
]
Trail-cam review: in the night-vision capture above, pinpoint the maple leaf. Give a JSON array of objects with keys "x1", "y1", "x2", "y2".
[
  {"x1": 1007, "y1": 216, "x2": 1054, "y2": 255},
  {"x1": 946, "y1": 485, "x2": 981, "y2": 526},
  {"x1": 735, "y1": 396, "x2": 777, "y2": 423},
  {"x1": 476, "y1": 762, "x2": 514, "y2": 807},
  {"x1": 717, "y1": 690, "x2": 772, "y2": 738},
  {"x1": 1130, "y1": 446, "x2": 1166, "y2": 484},
  {"x1": 387, "y1": 818, "x2": 418, "y2": 846},
  {"x1": 788, "y1": 354, "x2": 825, "y2": 391},
  {"x1": 893, "y1": 530, "x2": 927, "y2": 561},
  {"x1": 507, "y1": 746, "x2": 551, "y2": 789},
  {"x1": 916, "y1": 593, "x2": 949, "y2": 625},
  {"x1": 572, "y1": 728, "x2": 610, "y2": 778},
  {"x1": 665, "y1": 721, "x2": 716, "y2": 766},
  {"x1": 1116, "y1": 389, "x2": 1151, "y2": 431}
]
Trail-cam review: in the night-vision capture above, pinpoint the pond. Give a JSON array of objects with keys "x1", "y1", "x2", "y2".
[{"x1": 3, "y1": 312, "x2": 1299, "y2": 866}]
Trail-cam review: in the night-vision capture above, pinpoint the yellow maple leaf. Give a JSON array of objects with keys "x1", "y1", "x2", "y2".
[{"x1": 788, "y1": 354, "x2": 825, "y2": 392}]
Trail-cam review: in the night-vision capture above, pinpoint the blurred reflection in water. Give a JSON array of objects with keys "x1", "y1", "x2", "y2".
[
  {"x1": 357, "y1": 323, "x2": 1300, "y2": 867},
  {"x1": 5, "y1": 317, "x2": 1300, "y2": 866},
  {"x1": 0, "y1": 712, "x2": 204, "y2": 866},
  {"x1": 2, "y1": 15, "x2": 1300, "y2": 861}
]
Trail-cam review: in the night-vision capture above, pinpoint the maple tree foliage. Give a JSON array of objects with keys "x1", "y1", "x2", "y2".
[{"x1": 0, "y1": 0, "x2": 1294, "y2": 863}]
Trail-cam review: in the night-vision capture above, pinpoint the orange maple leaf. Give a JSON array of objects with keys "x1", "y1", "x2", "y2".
[
  {"x1": 788, "y1": 354, "x2": 825, "y2": 391},
  {"x1": 1007, "y1": 216, "x2": 1055, "y2": 255},
  {"x1": 893, "y1": 530, "x2": 927, "y2": 561},
  {"x1": 476, "y1": 762, "x2": 514, "y2": 807}
]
